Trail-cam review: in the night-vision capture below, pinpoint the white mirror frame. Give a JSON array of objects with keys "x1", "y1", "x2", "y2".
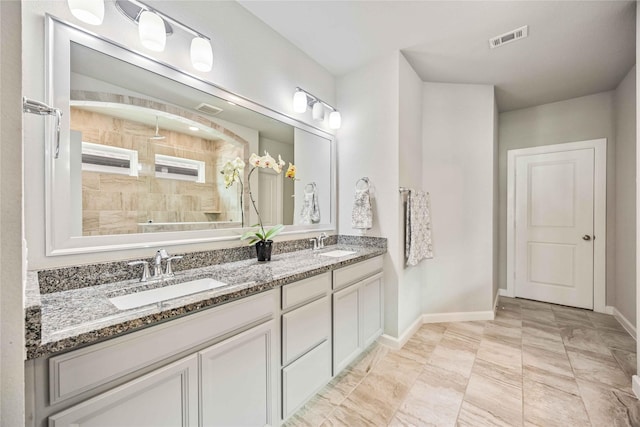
[{"x1": 45, "y1": 15, "x2": 336, "y2": 256}]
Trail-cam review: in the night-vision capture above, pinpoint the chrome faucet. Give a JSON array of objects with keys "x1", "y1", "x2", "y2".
[
  {"x1": 130, "y1": 249, "x2": 180, "y2": 281},
  {"x1": 153, "y1": 250, "x2": 165, "y2": 278},
  {"x1": 309, "y1": 237, "x2": 319, "y2": 251},
  {"x1": 128, "y1": 260, "x2": 150, "y2": 282},
  {"x1": 318, "y1": 232, "x2": 328, "y2": 249}
]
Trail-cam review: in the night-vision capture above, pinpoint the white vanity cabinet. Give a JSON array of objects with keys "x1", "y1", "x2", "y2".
[
  {"x1": 280, "y1": 272, "x2": 332, "y2": 420},
  {"x1": 332, "y1": 256, "x2": 384, "y2": 373},
  {"x1": 200, "y1": 320, "x2": 277, "y2": 427},
  {"x1": 48, "y1": 355, "x2": 199, "y2": 427},
  {"x1": 32, "y1": 290, "x2": 279, "y2": 427}
]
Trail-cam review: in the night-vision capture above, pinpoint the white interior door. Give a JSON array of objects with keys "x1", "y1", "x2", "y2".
[
  {"x1": 514, "y1": 148, "x2": 595, "y2": 309},
  {"x1": 258, "y1": 168, "x2": 283, "y2": 226}
]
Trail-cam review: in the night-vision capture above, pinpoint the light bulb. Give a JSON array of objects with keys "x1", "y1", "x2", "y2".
[
  {"x1": 329, "y1": 111, "x2": 341, "y2": 129},
  {"x1": 293, "y1": 91, "x2": 308, "y2": 113},
  {"x1": 67, "y1": 0, "x2": 104, "y2": 25},
  {"x1": 191, "y1": 37, "x2": 213, "y2": 72},
  {"x1": 312, "y1": 102, "x2": 324, "y2": 121},
  {"x1": 138, "y1": 11, "x2": 166, "y2": 52}
]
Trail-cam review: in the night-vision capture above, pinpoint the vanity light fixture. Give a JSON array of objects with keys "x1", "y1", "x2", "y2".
[
  {"x1": 115, "y1": 0, "x2": 213, "y2": 72},
  {"x1": 138, "y1": 10, "x2": 166, "y2": 52},
  {"x1": 293, "y1": 87, "x2": 341, "y2": 129},
  {"x1": 190, "y1": 37, "x2": 213, "y2": 72},
  {"x1": 312, "y1": 101, "x2": 324, "y2": 121},
  {"x1": 329, "y1": 111, "x2": 342, "y2": 130},
  {"x1": 67, "y1": 0, "x2": 105, "y2": 25},
  {"x1": 293, "y1": 90, "x2": 308, "y2": 113}
]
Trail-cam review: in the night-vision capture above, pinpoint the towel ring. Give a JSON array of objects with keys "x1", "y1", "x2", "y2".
[{"x1": 356, "y1": 177, "x2": 370, "y2": 191}]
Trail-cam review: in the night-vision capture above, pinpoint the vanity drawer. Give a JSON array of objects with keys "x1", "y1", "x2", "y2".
[
  {"x1": 281, "y1": 272, "x2": 330, "y2": 311},
  {"x1": 282, "y1": 340, "x2": 331, "y2": 419},
  {"x1": 333, "y1": 256, "x2": 384, "y2": 290},
  {"x1": 49, "y1": 290, "x2": 276, "y2": 405},
  {"x1": 282, "y1": 296, "x2": 330, "y2": 365}
]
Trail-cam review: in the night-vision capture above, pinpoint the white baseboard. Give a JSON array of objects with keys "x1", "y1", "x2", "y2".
[
  {"x1": 378, "y1": 307, "x2": 495, "y2": 349},
  {"x1": 606, "y1": 306, "x2": 637, "y2": 340},
  {"x1": 498, "y1": 288, "x2": 511, "y2": 297},
  {"x1": 422, "y1": 310, "x2": 495, "y2": 324},
  {"x1": 378, "y1": 315, "x2": 423, "y2": 350},
  {"x1": 633, "y1": 376, "x2": 640, "y2": 399}
]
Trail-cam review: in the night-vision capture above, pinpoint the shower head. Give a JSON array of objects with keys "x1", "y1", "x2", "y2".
[{"x1": 150, "y1": 116, "x2": 165, "y2": 140}]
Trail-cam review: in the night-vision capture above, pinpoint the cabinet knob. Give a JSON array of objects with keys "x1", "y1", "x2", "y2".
[{"x1": 582, "y1": 235, "x2": 592, "y2": 241}]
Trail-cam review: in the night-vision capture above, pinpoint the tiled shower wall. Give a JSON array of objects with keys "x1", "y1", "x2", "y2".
[{"x1": 72, "y1": 108, "x2": 244, "y2": 235}]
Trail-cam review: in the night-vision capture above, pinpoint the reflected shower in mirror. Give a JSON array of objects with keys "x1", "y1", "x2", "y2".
[{"x1": 68, "y1": 42, "x2": 329, "y2": 236}]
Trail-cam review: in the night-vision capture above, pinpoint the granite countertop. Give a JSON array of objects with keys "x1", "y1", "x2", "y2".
[{"x1": 25, "y1": 243, "x2": 386, "y2": 360}]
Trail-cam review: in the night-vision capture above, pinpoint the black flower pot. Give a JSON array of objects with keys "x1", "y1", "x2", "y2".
[{"x1": 255, "y1": 240, "x2": 273, "y2": 262}]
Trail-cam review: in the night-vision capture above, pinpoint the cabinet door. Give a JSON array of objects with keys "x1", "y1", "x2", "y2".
[
  {"x1": 361, "y1": 273, "x2": 384, "y2": 347},
  {"x1": 49, "y1": 355, "x2": 198, "y2": 427},
  {"x1": 332, "y1": 283, "x2": 361, "y2": 374},
  {"x1": 200, "y1": 320, "x2": 277, "y2": 427}
]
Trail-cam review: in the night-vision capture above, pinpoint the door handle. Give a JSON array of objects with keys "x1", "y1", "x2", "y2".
[{"x1": 582, "y1": 235, "x2": 592, "y2": 241}]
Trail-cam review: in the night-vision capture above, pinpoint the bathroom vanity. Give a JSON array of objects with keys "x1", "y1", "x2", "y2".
[{"x1": 24, "y1": 241, "x2": 385, "y2": 427}]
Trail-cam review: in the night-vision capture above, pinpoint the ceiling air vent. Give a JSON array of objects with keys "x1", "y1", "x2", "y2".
[
  {"x1": 195, "y1": 102, "x2": 223, "y2": 116},
  {"x1": 489, "y1": 25, "x2": 528, "y2": 49}
]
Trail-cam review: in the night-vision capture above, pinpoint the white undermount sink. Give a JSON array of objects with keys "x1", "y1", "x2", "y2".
[
  {"x1": 319, "y1": 250, "x2": 357, "y2": 258},
  {"x1": 109, "y1": 278, "x2": 228, "y2": 310}
]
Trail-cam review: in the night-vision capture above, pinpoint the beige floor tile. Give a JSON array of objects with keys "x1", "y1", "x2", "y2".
[
  {"x1": 319, "y1": 405, "x2": 374, "y2": 427},
  {"x1": 399, "y1": 335, "x2": 438, "y2": 365},
  {"x1": 461, "y1": 372, "x2": 523, "y2": 426},
  {"x1": 443, "y1": 321, "x2": 486, "y2": 342},
  {"x1": 289, "y1": 297, "x2": 638, "y2": 427},
  {"x1": 522, "y1": 321, "x2": 566, "y2": 354},
  {"x1": 458, "y1": 400, "x2": 521, "y2": 427},
  {"x1": 428, "y1": 335, "x2": 479, "y2": 378},
  {"x1": 348, "y1": 342, "x2": 389, "y2": 376},
  {"x1": 576, "y1": 378, "x2": 640, "y2": 427},
  {"x1": 567, "y1": 348, "x2": 632, "y2": 392},
  {"x1": 611, "y1": 348, "x2": 637, "y2": 378},
  {"x1": 518, "y1": 298, "x2": 553, "y2": 311},
  {"x1": 587, "y1": 311, "x2": 628, "y2": 333},
  {"x1": 483, "y1": 320, "x2": 522, "y2": 346},
  {"x1": 392, "y1": 365, "x2": 466, "y2": 427},
  {"x1": 476, "y1": 337, "x2": 522, "y2": 376},
  {"x1": 561, "y1": 325, "x2": 612, "y2": 355},
  {"x1": 522, "y1": 344, "x2": 579, "y2": 395},
  {"x1": 523, "y1": 378, "x2": 590, "y2": 427},
  {"x1": 521, "y1": 307, "x2": 556, "y2": 325},
  {"x1": 319, "y1": 367, "x2": 366, "y2": 406},
  {"x1": 599, "y1": 329, "x2": 637, "y2": 353}
]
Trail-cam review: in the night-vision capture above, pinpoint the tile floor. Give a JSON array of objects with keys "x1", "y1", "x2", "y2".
[{"x1": 285, "y1": 297, "x2": 640, "y2": 426}]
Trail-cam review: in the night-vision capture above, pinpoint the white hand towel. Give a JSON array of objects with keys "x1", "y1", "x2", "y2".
[{"x1": 405, "y1": 190, "x2": 433, "y2": 266}]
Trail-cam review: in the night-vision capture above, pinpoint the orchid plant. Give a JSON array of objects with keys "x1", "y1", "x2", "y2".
[{"x1": 221, "y1": 151, "x2": 296, "y2": 246}]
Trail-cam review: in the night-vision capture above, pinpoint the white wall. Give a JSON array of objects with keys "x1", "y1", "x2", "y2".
[
  {"x1": 22, "y1": 1, "x2": 336, "y2": 268},
  {"x1": 0, "y1": 2, "x2": 24, "y2": 426},
  {"x1": 614, "y1": 66, "x2": 637, "y2": 327},
  {"x1": 493, "y1": 96, "x2": 500, "y2": 302},
  {"x1": 397, "y1": 54, "x2": 424, "y2": 335},
  {"x1": 422, "y1": 82, "x2": 496, "y2": 314},
  {"x1": 498, "y1": 92, "x2": 616, "y2": 307},
  {"x1": 337, "y1": 52, "x2": 401, "y2": 336}
]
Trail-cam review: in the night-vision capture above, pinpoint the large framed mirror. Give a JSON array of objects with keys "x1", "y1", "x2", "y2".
[{"x1": 45, "y1": 15, "x2": 335, "y2": 256}]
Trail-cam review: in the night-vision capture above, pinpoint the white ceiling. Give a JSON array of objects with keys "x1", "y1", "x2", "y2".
[{"x1": 238, "y1": 1, "x2": 636, "y2": 112}]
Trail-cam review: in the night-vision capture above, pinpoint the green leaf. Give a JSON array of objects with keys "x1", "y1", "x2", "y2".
[{"x1": 264, "y1": 224, "x2": 284, "y2": 241}]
